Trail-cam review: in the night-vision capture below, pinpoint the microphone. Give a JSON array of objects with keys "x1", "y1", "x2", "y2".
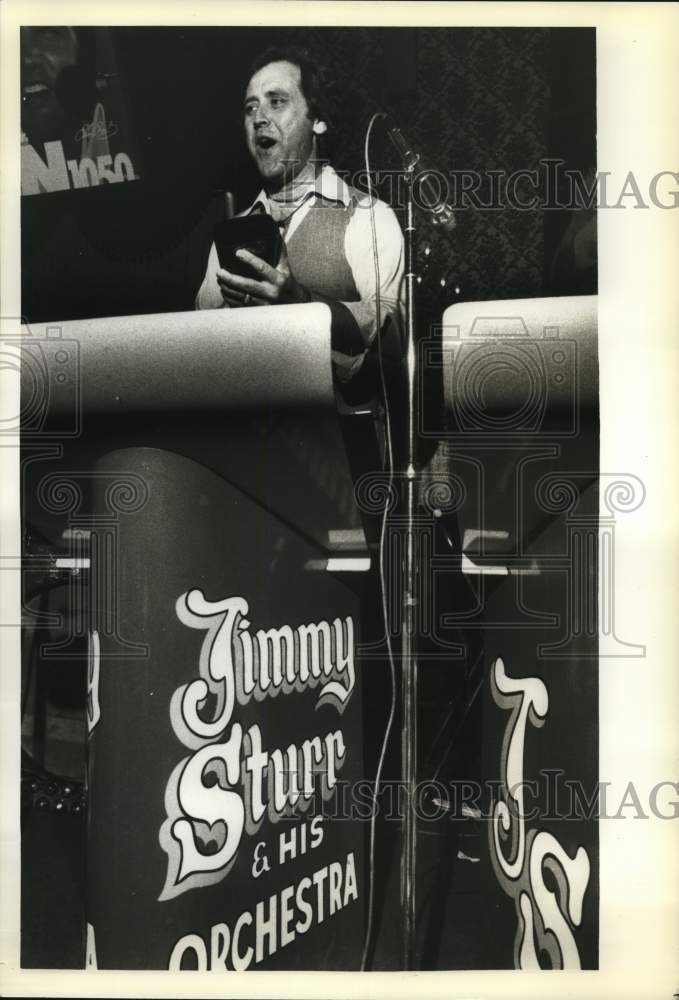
[{"x1": 387, "y1": 124, "x2": 456, "y2": 231}]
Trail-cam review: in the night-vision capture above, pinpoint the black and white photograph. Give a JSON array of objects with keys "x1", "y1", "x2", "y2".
[{"x1": 1, "y1": 2, "x2": 677, "y2": 996}]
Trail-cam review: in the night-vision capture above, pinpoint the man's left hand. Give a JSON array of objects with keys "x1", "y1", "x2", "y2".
[{"x1": 216, "y1": 243, "x2": 312, "y2": 307}]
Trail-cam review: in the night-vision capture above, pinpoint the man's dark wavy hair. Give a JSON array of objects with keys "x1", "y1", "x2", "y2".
[{"x1": 248, "y1": 45, "x2": 336, "y2": 157}]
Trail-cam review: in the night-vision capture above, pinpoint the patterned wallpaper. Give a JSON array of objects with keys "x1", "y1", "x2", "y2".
[
  {"x1": 416, "y1": 29, "x2": 550, "y2": 307},
  {"x1": 21, "y1": 27, "x2": 592, "y2": 323},
  {"x1": 282, "y1": 27, "x2": 552, "y2": 313}
]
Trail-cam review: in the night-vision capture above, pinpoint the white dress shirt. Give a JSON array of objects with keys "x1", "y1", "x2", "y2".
[{"x1": 196, "y1": 165, "x2": 405, "y2": 378}]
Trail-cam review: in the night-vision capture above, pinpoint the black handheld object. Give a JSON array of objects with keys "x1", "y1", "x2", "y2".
[{"x1": 213, "y1": 215, "x2": 283, "y2": 277}]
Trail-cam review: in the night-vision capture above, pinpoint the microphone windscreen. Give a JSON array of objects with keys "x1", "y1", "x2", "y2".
[{"x1": 387, "y1": 126, "x2": 419, "y2": 171}]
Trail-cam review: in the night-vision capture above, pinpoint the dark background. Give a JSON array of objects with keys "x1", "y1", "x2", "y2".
[
  {"x1": 21, "y1": 26, "x2": 596, "y2": 325},
  {"x1": 20, "y1": 25, "x2": 599, "y2": 970}
]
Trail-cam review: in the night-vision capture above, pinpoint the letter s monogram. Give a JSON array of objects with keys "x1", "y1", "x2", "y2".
[{"x1": 172, "y1": 723, "x2": 245, "y2": 883}]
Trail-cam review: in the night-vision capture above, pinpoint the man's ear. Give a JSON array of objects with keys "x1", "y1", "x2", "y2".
[{"x1": 312, "y1": 120, "x2": 328, "y2": 135}]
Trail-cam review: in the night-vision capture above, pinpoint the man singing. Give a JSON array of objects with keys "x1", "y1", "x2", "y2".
[{"x1": 196, "y1": 46, "x2": 404, "y2": 381}]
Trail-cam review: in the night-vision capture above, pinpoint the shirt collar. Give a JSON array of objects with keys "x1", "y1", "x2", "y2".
[{"x1": 244, "y1": 164, "x2": 352, "y2": 216}]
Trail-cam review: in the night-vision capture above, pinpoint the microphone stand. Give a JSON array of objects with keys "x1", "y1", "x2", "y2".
[
  {"x1": 387, "y1": 122, "x2": 455, "y2": 971},
  {"x1": 397, "y1": 145, "x2": 419, "y2": 973}
]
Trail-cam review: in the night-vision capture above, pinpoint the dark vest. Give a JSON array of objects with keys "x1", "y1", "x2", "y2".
[{"x1": 285, "y1": 200, "x2": 360, "y2": 303}]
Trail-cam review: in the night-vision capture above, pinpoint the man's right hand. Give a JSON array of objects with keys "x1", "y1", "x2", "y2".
[
  {"x1": 216, "y1": 244, "x2": 311, "y2": 308},
  {"x1": 216, "y1": 266, "x2": 255, "y2": 308}
]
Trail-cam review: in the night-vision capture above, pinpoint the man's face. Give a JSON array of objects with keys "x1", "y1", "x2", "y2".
[
  {"x1": 21, "y1": 27, "x2": 79, "y2": 143},
  {"x1": 244, "y1": 60, "x2": 318, "y2": 188}
]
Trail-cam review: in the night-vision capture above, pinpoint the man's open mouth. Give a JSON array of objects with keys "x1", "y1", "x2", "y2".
[
  {"x1": 22, "y1": 81, "x2": 50, "y2": 98},
  {"x1": 255, "y1": 135, "x2": 277, "y2": 150}
]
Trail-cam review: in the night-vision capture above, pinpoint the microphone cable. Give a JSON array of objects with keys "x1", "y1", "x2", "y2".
[{"x1": 359, "y1": 110, "x2": 399, "y2": 972}]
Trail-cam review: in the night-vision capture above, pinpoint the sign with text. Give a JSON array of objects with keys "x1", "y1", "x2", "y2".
[
  {"x1": 21, "y1": 27, "x2": 140, "y2": 196},
  {"x1": 86, "y1": 446, "x2": 364, "y2": 969}
]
